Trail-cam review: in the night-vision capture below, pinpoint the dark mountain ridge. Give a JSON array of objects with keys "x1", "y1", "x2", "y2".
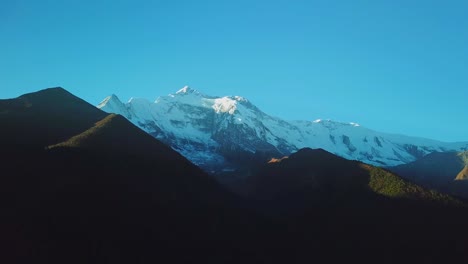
[
  {"x1": 243, "y1": 148, "x2": 468, "y2": 263},
  {"x1": 0, "y1": 87, "x2": 107, "y2": 148},
  {"x1": 0, "y1": 88, "x2": 278, "y2": 263},
  {"x1": 2, "y1": 87, "x2": 468, "y2": 264},
  {"x1": 246, "y1": 148, "x2": 462, "y2": 214}
]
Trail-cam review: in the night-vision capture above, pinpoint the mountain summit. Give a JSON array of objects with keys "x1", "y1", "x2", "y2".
[
  {"x1": 98, "y1": 87, "x2": 468, "y2": 172},
  {"x1": 175, "y1": 85, "x2": 200, "y2": 95},
  {"x1": 1, "y1": 86, "x2": 107, "y2": 147}
]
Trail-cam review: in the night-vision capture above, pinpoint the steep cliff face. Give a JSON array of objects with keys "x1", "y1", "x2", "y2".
[{"x1": 98, "y1": 86, "x2": 468, "y2": 172}]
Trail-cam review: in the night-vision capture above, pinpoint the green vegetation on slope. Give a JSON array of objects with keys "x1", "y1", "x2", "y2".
[
  {"x1": 247, "y1": 148, "x2": 465, "y2": 218},
  {"x1": 48, "y1": 113, "x2": 120, "y2": 149},
  {"x1": 364, "y1": 164, "x2": 461, "y2": 205},
  {"x1": 47, "y1": 113, "x2": 184, "y2": 162}
]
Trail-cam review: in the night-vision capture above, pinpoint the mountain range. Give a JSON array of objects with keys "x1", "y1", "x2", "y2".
[
  {"x1": 3, "y1": 87, "x2": 468, "y2": 263},
  {"x1": 98, "y1": 86, "x2": 468, "y2": 175}
]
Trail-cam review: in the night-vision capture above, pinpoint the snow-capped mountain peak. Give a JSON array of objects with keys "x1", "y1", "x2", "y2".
[
  {"x1": 97, "y1": 94, "x2": 119, "y2": 108},
  {"x1": 175, "y1": 85, "x2": 200, "y2": 95},
  {"x1": 98, "y1": 87, "x2": 468, "y2": 172},
  {"x1": 97, "y1": 94, "x2": 128, "y2": 115}
]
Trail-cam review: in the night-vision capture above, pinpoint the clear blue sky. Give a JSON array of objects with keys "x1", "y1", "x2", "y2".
[{"x1": 1, "y1": 0, "x2": 467, "y2": 142}]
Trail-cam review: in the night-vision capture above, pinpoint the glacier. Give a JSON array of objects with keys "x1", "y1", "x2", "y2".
[{"x1": 98, "y1": 86, "x2": 468, "y2": 172}]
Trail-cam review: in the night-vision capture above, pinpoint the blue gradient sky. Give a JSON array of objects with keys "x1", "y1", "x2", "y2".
[{"x1": 1, "y1": 0, "x2": 467, "y2": 142}]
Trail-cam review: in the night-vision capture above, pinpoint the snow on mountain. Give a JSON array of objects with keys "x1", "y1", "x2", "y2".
[{"x1": 97, "y1": 86, "x2": 468, "y2": 171}]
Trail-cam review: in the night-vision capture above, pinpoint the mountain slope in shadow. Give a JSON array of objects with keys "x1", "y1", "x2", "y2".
[
  {"x1": 390, "y1": 151, "x2": 468, "y2": 198},
  {"x1": 247, "y1": 148, "x2": 459, "y2": 204},
  {"x1": 244, "y1": 148, "x2": 468, "y2": 263},
  {"x1": 48, "y1": 113, "x2": 188, "y2": 161},
  {"x1": 0, "y1": 87, "x2": 107, "y2": 148},
  {"x1": 0, "y1": 88, "x2": 276, "y2": 264}
]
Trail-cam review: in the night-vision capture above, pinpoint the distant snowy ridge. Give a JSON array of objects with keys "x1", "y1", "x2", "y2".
[{"x1": 98, "y1": 86, "x2": 468, "y2": 171}]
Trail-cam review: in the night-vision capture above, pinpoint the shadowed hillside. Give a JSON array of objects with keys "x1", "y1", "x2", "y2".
[
  {"x1": 48, "y1": 113, "x2": 186, "y2": 161},
  {"x1": 0, "y1": 88, "x2": 278, "y2": 264},
  {"x1": 246, "y1": 148, "x2": 460, "y2": 213},
  {"x1": 390, "y1": 151, "x2": 468, "y2": 198},
  {"x1": 0, "y1": 87, "x2": 107, "y2": 148},
  {"x1": 244, "y1": 148, "x2": 468, "y2": 263}
]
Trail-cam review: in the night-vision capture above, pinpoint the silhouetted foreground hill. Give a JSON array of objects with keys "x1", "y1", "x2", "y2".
[
  {"x1": 2, "y1": 88, "x2": 468, "y2": 264},
  {"x1": 390, "y1": 151, "x2": 468, "y2": 198},
  {"x1": 0, "y1": 88, "x2": 278, "y2": 263},
  {"x1": 0, "y1": 87, "x2": 107, "y2": 148},
  {"x1": 244, "y1": 148, "x2": 468, "y2": 263}
]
